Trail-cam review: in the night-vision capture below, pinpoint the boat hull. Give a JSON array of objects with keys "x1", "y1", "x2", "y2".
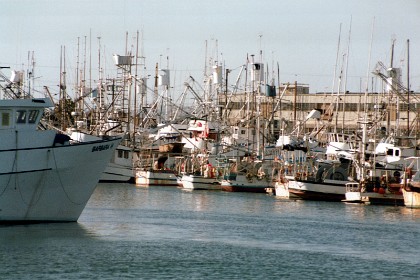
[
  {"x1": 135, "y1": 170, "x2": 179, "y2": 186},
  {"x1": 100, "y1": 162, "x2": 135, "y2": 183},
  {"x1": 181, "y1": 174, "x2": 221, "y2": 190},
  {"x1": 0, "y1": 137, "x2": 120, "y2": 222},
  {"x1": 274, "y1": 182, "x2": 291, "y2": 198},
  {"x1": 287, "y1": 179, "x2": 348, "y2": 201},
  {"x1": 221, "y1": 174, "x2": 272, "y2": 193},
  {"x1": 402, "y1": 188, "x2": 420, "y2": 208}
]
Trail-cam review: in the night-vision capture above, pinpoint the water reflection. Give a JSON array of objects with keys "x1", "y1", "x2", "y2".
[
  {"x1": 0, "y1": 222, "x2": 97, "y2": 241},
  {"x1": 343, "y1": 202, "x2": 420, "y2": 222}
]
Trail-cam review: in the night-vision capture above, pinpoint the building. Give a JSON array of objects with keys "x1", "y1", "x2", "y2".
[{"x1": 218, "y1": 82, "x2": 420, "y2": 141}]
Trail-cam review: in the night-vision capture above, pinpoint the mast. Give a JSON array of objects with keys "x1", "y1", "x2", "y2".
[
  {"x1": 133, "y1": 30, "x2": 139, "y2": 145},
  {"x1": 332, "y1": 23, "x2": 342, "y2": 95},
  {"x1": 97, "y1": 37, "x2": 103, "y2": 134},
  {"x1": 293, "y1": 80, "x2": 297, "y2": 125},
  {"x1": 75, "y1": 37, "x2": 80, "y2": 125},
  {"x1": 361, "y1": 17, "x2": 375, "y2": 181},
  {"x1": 407, "y1": 39, "x2": 410, "y2": 134},
  {"x1": 342, "y1": 17, "x2": 352, "y2": 132},
  {"x1": 125, "y1": 32, "x2": 132, "y2": 142},
  {"x1": 59, "y1": 45, "x2": 67, "y2": 130}
]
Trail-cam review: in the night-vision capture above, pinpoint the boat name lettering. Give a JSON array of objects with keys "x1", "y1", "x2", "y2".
[{"x1": 92, "y1": 143, "x2": 113, "y2": 152}]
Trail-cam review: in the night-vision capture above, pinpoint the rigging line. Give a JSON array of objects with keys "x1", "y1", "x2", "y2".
[
  {"x1": 51, "y1": 147, "x2": 85, "y2": 206},
  {"x1": 14, "y1": 133, "x2": 45, "y2": 207},
  {"x1": 0, "y1": 152, "x2": 16, "y2": 198}
]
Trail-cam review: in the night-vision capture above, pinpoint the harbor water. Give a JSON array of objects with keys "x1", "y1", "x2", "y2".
[{"x1": 1, "y1": 183, "x2": 419, "y2": 279}]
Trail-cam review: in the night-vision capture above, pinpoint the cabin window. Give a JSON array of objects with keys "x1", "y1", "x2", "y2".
[
  {"x1": 386, "y1": 149, "x2": 393, "y2": 156},
  {"x1": 28, "y1": 110, "x2": 39, "y2": 124},
  {"x1": 124, "y1": 150, "x2": 129, "y2": 159},
  {"x1": 118, "y1": 150, "x2": 123, "y2": 158},
  {"x1": 1, "y1": 111, "x2": 10, "y2": 127},
  {"x1": 16, "y1": 110, "x2": 27, "y2": 124}
]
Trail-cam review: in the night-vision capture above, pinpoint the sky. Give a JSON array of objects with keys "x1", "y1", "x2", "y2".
[{"x1": 1, "y1": 0, "x2": 420, "y2": 99}]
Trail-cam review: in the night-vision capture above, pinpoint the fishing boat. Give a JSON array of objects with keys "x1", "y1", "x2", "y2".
[
  {"x1": 274, "y1": 181, "x2": 291, "y2": 198},
  {"x1": 278, "y1": 149, "x2": 352, "y2": 201},
  {"x1": 180, "y1": 154, "x2": 221, "y2": 190},
  {"x1": 221, "y1": 173, "x2": 273, "y2": 193},
  {"x1": 220, "y1": 156, "x2": 274, "y2": 193},
  {"x1": 135, "y1": 155, "x2": 180, "y2": 187},
  {"x1": 402, "y1": 187, "x2": 420, "y2": 208},
  {"x1": 135, "y1": 124, "x2": 185, "y2": 187},
  {"x1": 402, "y1": 158, "x2": 420, "y2": 208},
  {"x1": 287, "y1": 177, "x2": 349, "y2": 201},
  {"x1": 0, "y1": 98, "x2": 121, "y2": 222},
  {"x1": 100, "y1": 145, "x2": 136, "y2": 183},
  {"x1": 181, "y1": 174, "x2": 221, "y2": 190},
  {"x1": 136, "y1": 169, "x2": 179, "y2": 186}
]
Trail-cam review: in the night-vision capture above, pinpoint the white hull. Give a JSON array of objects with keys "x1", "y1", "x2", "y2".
[
  {"x1": 402, "y1": 189, "x2": 420, "y2": 208},
  {"x1": 221, "y1": 174, "x2": 273, "y2": 193},
  {"x1": 344, "y1": 191, "x2": 363, "y2": 202},
  {"x1": 100, "y1": 145, "x2": 137, "y2": 183},
  {"x1": 181, "y1": 174, "x2": 221, "y2": 190},
  {"x1": 0, "y1": 137, "x2": 120, "y2": 222},
  {"x1": 274, "y1": 182, "x2": 290, "y2": 198},
  {"x1": 135, "y1": 170, "x2": 179, "y2": 186},
  {"x1": 101, "y1": 162, "x2": 135, "y2": 183},
  {"x1": 287, "y1": 177, "x2": 349, "y2": 201}
]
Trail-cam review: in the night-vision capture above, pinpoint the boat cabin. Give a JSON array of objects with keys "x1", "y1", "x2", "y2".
[{"x1": 0, "y1": 98, "x2": 52, "y2": 131}]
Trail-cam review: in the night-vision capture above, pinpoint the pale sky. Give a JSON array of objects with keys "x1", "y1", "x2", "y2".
[{"x1": 1, "y1": 0, "x2": 420, "y2": 98}]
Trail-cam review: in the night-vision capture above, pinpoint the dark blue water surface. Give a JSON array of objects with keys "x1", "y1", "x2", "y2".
[{"x1": 1, "y1": 183, "x2": 419, "y2": 279}]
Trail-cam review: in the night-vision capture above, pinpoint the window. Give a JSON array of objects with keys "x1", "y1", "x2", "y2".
[
  {"x1": 28, "y1": 110, "x2": 39, "y2": 124},
  {"x1": 118, "y1": 150, "x2": 123, "y2": 158},
  {"x1": 16, "y1": 110, "x2": 27, "y2": 124},
  {"x1": 124, "y1": 150, "x2": 129, "y2": 159},
  {"x1": 1, "y1": 112, "x2": 10, "y2": 127}
]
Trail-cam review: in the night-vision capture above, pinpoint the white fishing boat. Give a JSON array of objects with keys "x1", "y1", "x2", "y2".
[
  {"x1": 135, "y1": 138, "x2": 183, "y2": 187},
  {"x1": 180, "y1": 155, "x2": 221, "y2": 190},
  {"x1": 181, "y1": 174, "x2": 221, "y2": 190},
  {"x1": 100, "y1": 145, "x2": 136, "y2": 183},
  {"x1": 220, "y1": 157, "x2": 274, "y2": 193},
  {"x1": 287, "y1": 176, "x2": 350, "y2": 201},
  {"x1": 279, "y1": 149, "x2": 351, "y2": 201},
  {"x1": 274, "y1": 181, "x2": 290, "y2": 198},
  {"x1": 221, "y1": 172, "x2": 273, "y2": 193},
  {"x1": 402, "y1": 158, "x2": 420, "y2": 208},
  {"x1": 0, "y1": 98, "x2": 121, "y2": 222},
  {"x1": 135, "y1": 169, "x2": 179, "y2": 187},
  {"x1": 402, "y1": 188, "x2": 420, "y2": 208}
]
